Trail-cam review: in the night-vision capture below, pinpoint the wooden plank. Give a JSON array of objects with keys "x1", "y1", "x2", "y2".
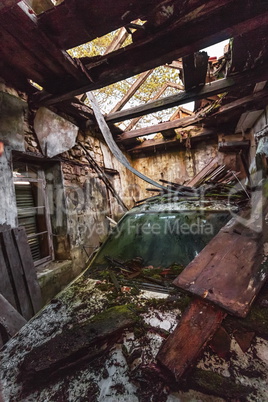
[
  {"x1": 187, "y1": 157, "x2": 219, "y2": 187},
  {"x1": 0, "y1": 293, "x2": 27, "y2": 339},
  {"x1": 0, "y1": 231, "x2": 33, "y2": 320},
  {"x1": 128, "y1": 129, "x2": 215, "y2": 155},
  {"x1": 0, "y1": 245, "x2": 17, "y2": 310},
  {"x1": 0, "y1": 0, "x2": 20, "y2": 12},
  {"x1": 173, "y1": 207, "x2": 268, "y2": 317},
  {"x1": 35, "y1": 0, "x2": 268, "y2": 105},
  {"x1": 157, "y1": 299, "x2": 225, "y2": 380},
  {"x1": 109, "y1": 70, "x2": 153, "y2": 114},
  {"x1": 182, "y1": 51, "x2": 209, "y2": 91},
  {"x1": 105, "y1": 65, "x2": 268, "y2": 124},
  {"x1": 12, "y1": 228, "x2": 42, "y2": 314},
  {"x1": 117, "y1": 115, "x2": 199, "y2": 143}
]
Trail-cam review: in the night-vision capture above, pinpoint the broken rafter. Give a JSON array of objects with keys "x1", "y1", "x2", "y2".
[
  {"x1": 123, "y1": 81, "x2": 184, "y2": 132},
  {"x1": 128, "y1": 129, "x2": 215, "y2": 155},
  {"x1": 104, "y1": 27, "x2": 129, "y2": 55},
  {"x1": 210, "y1": 88, "x2": 268, "y2": 121},
  {"x1": 117, "y1": 115, "x2": 198, "y2": 143},
  {"x1": 109, "y1": 70, "x2": 153, "y2": 114},
  {"x1": 37, "y1": 0, "x2": 163, "y2": 50},
  {"x1": 34, "y1": 0, "x2": 268, "y2": 105},
  {"x1": 106, "y1": 64, "x2": 268, "y2": 124},
  {"x1": 115, "y1": 83, "x2": 268, "y2": 144},
  {"x1": 182, "y1": 51, "x2": 209, "y2": 91}
]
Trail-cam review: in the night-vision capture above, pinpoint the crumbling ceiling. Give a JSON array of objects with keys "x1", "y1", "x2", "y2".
[{"x1": 0, "y1": 0, "x2": 268, "y2": 154}]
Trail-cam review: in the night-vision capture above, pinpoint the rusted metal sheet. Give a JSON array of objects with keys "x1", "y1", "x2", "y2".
[{"x1": 87, "y1": 91, "x2": 170, "y2": 191}]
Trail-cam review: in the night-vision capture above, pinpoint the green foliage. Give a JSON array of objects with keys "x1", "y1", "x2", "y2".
[{"x1": 68, "y1": 30, "x2": 183, "y2": 127}]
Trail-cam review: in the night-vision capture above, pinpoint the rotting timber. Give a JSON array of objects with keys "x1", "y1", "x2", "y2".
[
  {"x1": 1, "y1": 187, "x2": 268, "y2": 400},
  {"x1": 1, "y1": 1, "x2": 268, "y2": 401}
]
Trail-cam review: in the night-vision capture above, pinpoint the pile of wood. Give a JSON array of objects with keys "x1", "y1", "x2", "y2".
[{"x1": 137, "y1": 158, "x2": 248, "y2": 205}]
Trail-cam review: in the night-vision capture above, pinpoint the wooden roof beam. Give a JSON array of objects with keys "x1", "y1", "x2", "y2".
[
  {"x1": 0, "y1": 3, "x2": 88, "y2": 93},
  {"x1": 106, "y1": 63, "x2": 268, "y2": 124},
  {"x1": 120, "y1": 87, "x2": 268, "y2": 150},
  {"x1": 0, "y1": 0, "x2": 20, "y2": 12},
  {"x1": 34, "y1": 0, "x2": 268, "y2": 106},
  {"x1": 117, "y1": 115, "x2": 199, "y2": 143},
  {"x1": 109, "y1": 69, "x2": 153, "y2": 114},
  {"x1": 127, "y1": 129, "x2": 215, "y2": 155},
  {"x1": 123, "y1": 81, "x2": 184, "y2": 132}
]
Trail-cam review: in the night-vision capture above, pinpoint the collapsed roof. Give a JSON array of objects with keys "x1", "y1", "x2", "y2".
[{"x1": 0, "y1": 0, "x2": 268, "y2": 156}]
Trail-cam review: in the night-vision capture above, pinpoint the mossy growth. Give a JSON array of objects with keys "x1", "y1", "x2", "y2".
[
  {"x1": 225, "y1": 303, "x2": 268, "y2": 339},
  {"x1": 143, "y1": 293, "x2": 191, "y2": 314},
  {"x1": 224, "y1": 282, "x2": 268, "y2": 339},
  {"x1": 91, "y1": 304, "x2": 139, "y2": 324},
  {"x1": 187, "y1": 368, "x2": 254, "y2": 399}
]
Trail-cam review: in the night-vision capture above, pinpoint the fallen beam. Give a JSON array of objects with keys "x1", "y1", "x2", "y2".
[
  {"x1": 173, "y1": 202, "x2": 268, "y2": 318},
  {"x1": 19, "y1": 305, "x2": 138, "y2": 385},
  {"x1": 157, "y1": 298, "x2": 225, "y2": 380}
]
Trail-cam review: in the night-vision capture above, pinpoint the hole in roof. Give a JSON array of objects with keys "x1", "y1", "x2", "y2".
[{"x1": 201, "y1": 39, "x2": 230, "y2": 58}]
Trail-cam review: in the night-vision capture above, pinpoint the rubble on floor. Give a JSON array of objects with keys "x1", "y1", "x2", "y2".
[{"x1": 1, "y1": 270, "x2": 268, "y2": 402}]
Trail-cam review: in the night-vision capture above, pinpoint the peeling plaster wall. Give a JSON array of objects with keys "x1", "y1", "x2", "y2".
[
  {"x1": 131, "y1": 141, "x2": 218, "y2": 199},
  {"x1": 99, "y1": 140, "x2": 137, "y2": 211}
]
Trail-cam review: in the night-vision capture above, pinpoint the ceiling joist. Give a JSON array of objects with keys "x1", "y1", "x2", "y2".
[
  {"x1": 106, "y1": 63, "x2": 268, "y2": 124},
  {"x1": 33, "y1": 0, "x2": 268, "y2": 106}
]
